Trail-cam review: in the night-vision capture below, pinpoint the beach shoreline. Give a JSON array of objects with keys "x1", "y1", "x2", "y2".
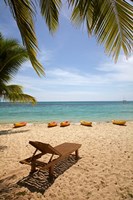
[
  {"x1": 0, "y1": 119, "x2": 133, "y2": 125},
  {"x1": 0, "y1": 122, "x2": 133, "y2": 200}
]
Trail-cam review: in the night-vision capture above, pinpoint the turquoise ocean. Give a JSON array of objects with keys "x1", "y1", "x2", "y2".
[{"x1": 0, "y1": 101, "x2": 133, "y2": 123}]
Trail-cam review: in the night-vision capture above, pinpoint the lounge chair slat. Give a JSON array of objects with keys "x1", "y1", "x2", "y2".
[
  {"x1": 54, "y1": 143, "x2": 81, "y2": 155},
  {"x1": 20, "y1": 152, "x2": 43, "y2": 164},
  {"x1": 29, "y1": 141, "x2": 61, "y2": 155}
]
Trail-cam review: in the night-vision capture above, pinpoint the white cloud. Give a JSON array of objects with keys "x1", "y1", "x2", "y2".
[
  {"x1": 38, "y1": 49, "x2": 53, "y2": 64},
  {"x1": 9, "y1": 54, "x2": 133, "y2": 101},
  {"x1": 11, "y1": 54, "x2": 133, "y2": 89},
  {"x1": 97, "y1": 55, "x2": 133, "y2": 82},
  {"x1": 11, "y1": 68, "x2": 108, "y2": 90},
  {"x1": 18, "y1": 48, "x2": 54, "y2": 73},
  {"x1": 46, "y1": 68, "x2": 108, "y2": 85},
  {"x1": 19, "y1": 61, "x2": 32, "y2": 72}
]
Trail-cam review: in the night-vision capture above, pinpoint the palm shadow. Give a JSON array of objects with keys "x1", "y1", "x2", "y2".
[
  {"x1": 0, "y1": 129, "x2": 29, "y2": 136},
  {"x1": 17, "y1": 155, "x2": 80, "y2": 194},
  {"x1": 0, "y1": 145, "x2": 8, "y2": 152},
  {"x1": 113, "y1": 124, "x2": 127, "y2": 126}
]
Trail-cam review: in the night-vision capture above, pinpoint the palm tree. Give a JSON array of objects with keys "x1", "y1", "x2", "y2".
[
  {"x1": 3, "y1": 0, "x2": 132, "y2": 75},
  {"x1": 0, "y1": 33, "x2": 36, "y2": 104}
]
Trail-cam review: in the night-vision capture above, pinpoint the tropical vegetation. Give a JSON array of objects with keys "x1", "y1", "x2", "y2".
[
  {"x1": 3, "y1": 0, "x2": 133, "y2": 76},
  {"x1": 0, "y1": 33, "x2": 36, "y2": 104}
]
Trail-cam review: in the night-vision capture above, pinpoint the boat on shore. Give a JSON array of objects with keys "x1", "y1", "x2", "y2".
[
  {"x1": 60, "y1": 121, "x2": 70, "y2": 127},
  {"x1": 80, "y1": 120, "x2": 92, "y2": 126},
  {"x1": 112, "y1": 120, "x2": 126, "y2": 126},
  {"x1": 48, "y1": 121, "x2": 57, "y2": 128},
  {"x1": 13, "y1": 122, "x2": 27, "y2": 128}
]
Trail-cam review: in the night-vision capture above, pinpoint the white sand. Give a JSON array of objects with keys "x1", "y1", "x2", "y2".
[{"x1": 0, "y1": 122, "x2": 133, "y2": 200}]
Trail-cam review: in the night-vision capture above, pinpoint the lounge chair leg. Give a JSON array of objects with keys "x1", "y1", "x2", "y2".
[
  {"x1": 49, "y1": 166, "x2": 54, "y2": 177},
  {"x1": 30, "y1": 163, "x2": 36, "y2": 174},
  {"x1": 75, "y1": 150, "x2": 79, "y2": 159}
]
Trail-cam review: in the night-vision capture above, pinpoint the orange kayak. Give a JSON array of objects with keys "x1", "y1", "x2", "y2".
[
  {"x1": 14, "y1": 122, "x2": 27, "y2": 128},
  {"x1": 60, "y1": 121, "x2": 70, "y2": 127},
  {"x1": 80, "y1": 120, "x2": 92, "y2": 126},
  {"x1": 48, "y1": 121, "x2": 57, "y2": 128},
  {"x1": 112, "y1": 120, "x2": 126, "y2": 125}
]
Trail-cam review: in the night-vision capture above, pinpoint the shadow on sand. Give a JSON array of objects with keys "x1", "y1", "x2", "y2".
[
  {"x1": 17, "y1": 155, "x2": 80, "y2": 194},
  {"x1": 0, "y1": 129, "x2": 29, "y2": 136}
]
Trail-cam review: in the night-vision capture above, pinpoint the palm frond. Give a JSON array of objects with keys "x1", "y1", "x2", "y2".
[
  {"x1": 39, "y1": 0, "x2": 62, "y2": 32},
  {"x1": 0, "y1": 34, "x2": 36, "y2": 105},
  {"x1": 1, "y1": 84, "x2": 36, "y2": 104},
  {"x1": 4, "y1": 0, "x2": 44, "y2": 76},
  {"x1": 69, "y1": 0, "x2": 133, "y2": 61},
  {"x1": 0, "y1": 33, "x2": 2, "y2": 40},
  {"x1": 1, "y1": 84, "x2": 23, "y2": 94},
  {"x1": 0, "y1": 34, "x2": 28, "y2": 83}
]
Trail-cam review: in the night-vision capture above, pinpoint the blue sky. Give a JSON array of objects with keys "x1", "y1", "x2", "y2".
[{"x1": 0, "y1": 1, "x2": 133, "y2": 101}]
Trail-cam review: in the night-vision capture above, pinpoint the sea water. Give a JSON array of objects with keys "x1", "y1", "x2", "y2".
[{"x1": 0, "y1": 101, "x2": 133, "y2": 123}]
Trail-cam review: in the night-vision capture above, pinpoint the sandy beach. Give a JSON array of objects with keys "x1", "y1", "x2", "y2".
[{"x1": 0, "y1": 122, "x2": 133, "y2": 200}]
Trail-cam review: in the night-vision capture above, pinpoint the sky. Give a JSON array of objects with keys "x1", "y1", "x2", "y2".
[{"x1": 0, "y1": 1, "x2": 133, "y2": 101}]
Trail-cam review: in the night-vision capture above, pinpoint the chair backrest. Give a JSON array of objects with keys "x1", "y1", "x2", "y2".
[{"x1": 29, "y1": 141, "x2": 61, "y2": 155}]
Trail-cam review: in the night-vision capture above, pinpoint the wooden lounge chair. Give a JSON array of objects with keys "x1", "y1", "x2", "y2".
[{"x1": 20, "y1": 141, "x2": 81, "y2": 177}]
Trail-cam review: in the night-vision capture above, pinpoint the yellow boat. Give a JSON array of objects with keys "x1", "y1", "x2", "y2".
[
  {"x1": 14, "y1": 122, "x2": 27, "y2": 128},
  {"x1": 80, "y1": 120, "x2": 92, "y2": 126},
  {"x1": 60, "y1": 121, "x2": 70, "y2": 127},
  {"x1": 48, "y1": 121, "x2": 57, "y2": 128},
  {"x1": 112, "y1": 120, "x2": 126, "y2": 126}
]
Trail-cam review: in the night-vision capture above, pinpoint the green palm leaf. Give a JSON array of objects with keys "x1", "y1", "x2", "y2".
[
  {"x1": 40, "y1": 0, "x2": 62, "y2": 32},
  {"x1": 3, "y1": 0, "x2": 133, "y2": 64},
  {"x1": 4, "y1": 0, "x2": 44, "y2": 76},
  {"x1": 0, "y1": 35, "x2": 28, "y2": 83},
  {"x1": 69, "y1": 0, "x2": 133, "y2": 61},
  {"x1": 0, "y1": 34, "x2": 36, "y2": 104},
  {"x1": 2, "y1": 85, "x2": 36, "y2": 104}
]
